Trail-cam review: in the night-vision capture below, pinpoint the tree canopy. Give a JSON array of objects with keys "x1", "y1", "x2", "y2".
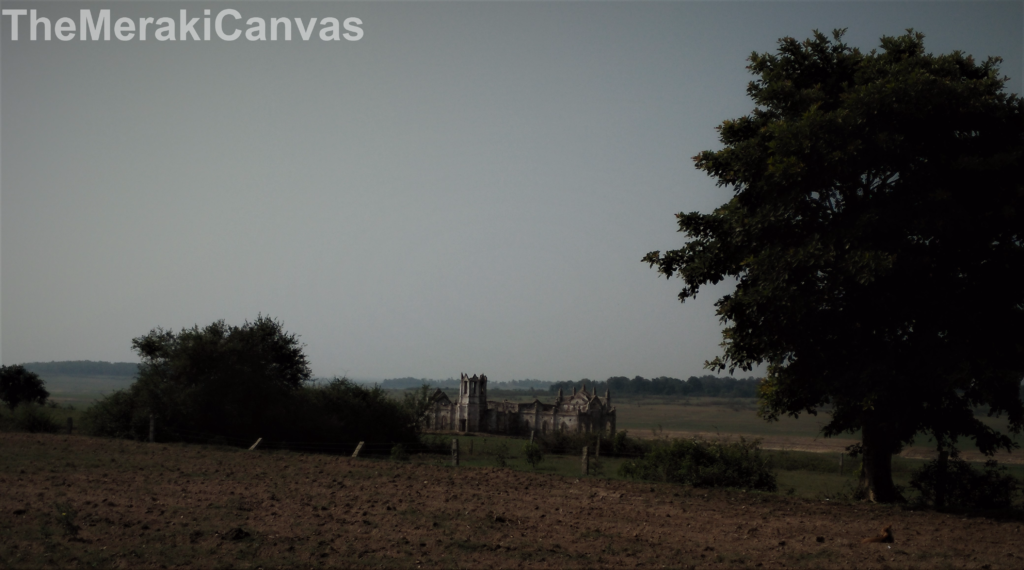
[
  {"x1": 84, "y1": 315, "x2": 420, "y2": 448},
  {"x1": 644, "y1": 30, "x2": 1024, "y2": 502},
  {"x1": 0, "y1": 364, "x2": 50, "y2": 410},
  {"x1": 129, "y1": 314, "x2": 312, "y2": 438}
]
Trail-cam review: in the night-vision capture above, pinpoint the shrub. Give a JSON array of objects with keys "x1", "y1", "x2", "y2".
[
  {"x1": 610, "y1": 430, "x2": 649, "y2": 458},
  {"x1": 391, "y1": 444, "x2": 409, "y2": 462},
  {"x1": 523, "y1": 442, "x2": 544, "y2": 469},
  {"x1": 12, "y1": 403, "x2": 60, "y2": 433},
  {"x1": 493, "y1": 441, "x2": 510, "y2": 468},
  {"x1": 619, "y1": 437, "x2": 776, "y2": 492},
  {"x1": 910, "y1": 453, "x2": 1021, "y2": 509},
  {"x1": 82, "y1": 390, "x2": 150, "y2": 440}
]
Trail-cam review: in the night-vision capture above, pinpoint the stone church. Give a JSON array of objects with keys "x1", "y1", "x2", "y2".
[{"x1": 422, "y1": 373, "x2": 616, "y2": 435}]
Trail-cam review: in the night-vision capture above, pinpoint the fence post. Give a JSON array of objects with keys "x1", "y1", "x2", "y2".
[
  {"x1": 66, "y1": 417, "x2": 73, "y2": 435},
  {"x1": 352, "y1": 441, "x2": 364, "y2": 458},
  {"x1": 148, "y1": 414, "x2": 156, "y2": 443},
  {"x1": 452, "y1": 439, "x2": 460, "y2": 467},
  {"x1": 596, "y1": 435, "x2": 601, "y2": 461},
  {"x1": 582, "y1": 446, "x2": 589, "y2": 476},
  {"x1": 530, "y1": 430, "x2": 535, "y2": 444},
  {"x1": 839, "y1": 453, "x2": 844, "y2": 476}
]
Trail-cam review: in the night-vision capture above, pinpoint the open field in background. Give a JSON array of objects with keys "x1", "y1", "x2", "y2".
[
  {"x1": 3, "y1": 432, "x2": 1024, "y2": 569},
  {"x1": 612, "y1": 396, "x2": 1024, "y2": 465},
  {"x1": 21, "y1": 375, "x2": 1024, "y2": 466},
  {"x1": 31, "y1": 375, "x2": 134, "y2": 408}
]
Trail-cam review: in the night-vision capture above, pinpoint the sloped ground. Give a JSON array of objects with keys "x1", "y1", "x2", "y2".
[{"x1": 1, "y1": 432, "x2": 1021, "y2": 569}]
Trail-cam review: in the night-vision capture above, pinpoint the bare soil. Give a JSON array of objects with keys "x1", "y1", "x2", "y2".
[{"x1": 2, "y1": 432, "x2": 1022, "y2": 568}]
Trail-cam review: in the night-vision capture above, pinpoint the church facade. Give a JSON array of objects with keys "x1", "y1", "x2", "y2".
[{"x1": 422, "y1": 373, "x2": 616, "y2": 435}]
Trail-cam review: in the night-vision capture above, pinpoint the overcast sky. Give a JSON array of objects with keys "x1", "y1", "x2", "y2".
[{"x1": 2, "y1": 1, "x2": 1021, "y2": 382}]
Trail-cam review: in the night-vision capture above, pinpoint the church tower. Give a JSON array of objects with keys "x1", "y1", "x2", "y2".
[{"x1": 458, "y1": 373, "x2": 488, "y2": 431}]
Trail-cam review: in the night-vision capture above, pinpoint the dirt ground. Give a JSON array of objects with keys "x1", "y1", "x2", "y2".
[{"x1": 2, "y1": 433, "x2": 1022, "y2": 569}]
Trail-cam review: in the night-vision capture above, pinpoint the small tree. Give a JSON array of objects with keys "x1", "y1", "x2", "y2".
[
  {"x1": 523, "y1": 442, "x2": 544, "y2": 469},
  {"x1": 0, "y1": 365, "x2": 49, "y2": 410},
  {"x1": 401, "y1": 383, "x2": 435, "y2": 432}
]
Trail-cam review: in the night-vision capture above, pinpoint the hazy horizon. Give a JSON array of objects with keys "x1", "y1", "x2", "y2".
[{"x1": 3, "y1": 1, "x2": 1021, "y2": 382}]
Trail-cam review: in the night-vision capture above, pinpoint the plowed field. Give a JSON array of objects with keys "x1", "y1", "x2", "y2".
[{"x1": 2, "y1": 433, "x2": 1021, "y2": 568}]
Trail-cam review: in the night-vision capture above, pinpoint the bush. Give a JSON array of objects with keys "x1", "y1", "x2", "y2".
[
  {"x1": 523, "y1": 442, "x2": 544, "y2": 469},
  {"x1": 910, "y1": 453, "x2": 1021, "y2": 509},
  {"x1": 390, "y1": 444, "x2": 409, "y2": 462},
  {"x1": 493, "y1": 441, "x2": 510, "y2": 468},
  {"x1": 82, "y1": 390, "x2": 150, "y2": 440},
  {"x1": 610, "y1": 430, "x2": 649, "y2": 457},
  {"x1": 619, "y1": 437, "x2": 777, "y2": 492},
  {"x1": 12, "y1": 403, "x2": 61, "y2": 433}
]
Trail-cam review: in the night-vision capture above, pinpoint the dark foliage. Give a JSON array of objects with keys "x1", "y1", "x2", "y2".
[
  {"x1": 619, "y1": 437, "x2": 777, "y2": 492},
  {"x1": 910, "y1": 453, "x2": 1021, "y2": 509},
  {"x1": 522, "y1": 442, "x2": 544, "y2": 469},
  {"x1": 0, "y1": 365, "x2": 50, "y2": 410},
  {"x1": 11, "y1": 403, "x2": 61, "y2": 433},
  {"x1": 643, "y1": 29, "x2": 1024, "y2": 502},
  {"x1": 82, "y1": 389, "x2": 148, "y2": 439},
  {"x1": 84, "y1": 316, "x2": 418, "y2": 448}
]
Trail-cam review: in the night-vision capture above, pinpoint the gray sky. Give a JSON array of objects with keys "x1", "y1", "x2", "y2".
[{"x1": 2, "y1": 1, "x2": 1021, "y2": 381}]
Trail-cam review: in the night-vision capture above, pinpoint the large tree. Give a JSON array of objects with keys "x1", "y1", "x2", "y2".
[
  {"x1": 644, "y1": 30, "x2": 1024, "y2": 502},
  {"x1": 130, "y1": 314, "x2": 312, "y2": 438},
  {"x1": 0, "y1": 364, "x2": 50, "y2": 410}
]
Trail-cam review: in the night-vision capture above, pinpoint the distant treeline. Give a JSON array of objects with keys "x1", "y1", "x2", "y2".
[
  {"x1": 550, "y1": 375, "x2": 762, "y2": 398},
  {"x1": 21, "y1": 361, "x2": 139, "y2": 377},
  {"x1": 381, "y1": 377, "x2": 460, "y2": 389},
  {"x1": 381, "y1": 377, "x2": 550, "y2": 391}
]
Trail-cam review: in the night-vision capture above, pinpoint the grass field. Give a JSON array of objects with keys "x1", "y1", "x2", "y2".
[{"x1": 611, "y1": 395, "x2": 1024, "y2": 464}]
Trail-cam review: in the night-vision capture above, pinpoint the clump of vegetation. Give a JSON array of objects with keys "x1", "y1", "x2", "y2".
[
  {"x1": 493, "y1": 441, "x2": 510, "y2": 468},
  {"x1": 522, "y1": 442, "x2": 544, "y2": 469},
  {"x1": 83, "y1": 316, "x2": 420, "y2": 451},
  {"x1": 11, "y1": 403, "x2": 61, "y2": 433},
  {"x1": 619, "y1": 437, "x2": 776, "y2": 492},
  {"x1": 610, "y1": 430, "x2": 648, "y2": 457},
  {"x1": 910, "y1": 453, "x2": 1021, "y2": 510},
  {"x1": 390, "y1": 443, "x2": 410, "y2": 462}
]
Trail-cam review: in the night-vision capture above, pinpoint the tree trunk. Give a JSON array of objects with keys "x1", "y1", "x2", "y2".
[{"x1": 858, "y1": 418, "x2": 904, "y2": 503}]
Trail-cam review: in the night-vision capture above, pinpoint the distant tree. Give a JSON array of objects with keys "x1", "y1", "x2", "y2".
[
  {"x1": 400, "y1": 383, "x2": 434, "y2": 433},
  {"x1": 0, "y1": 365, "x2": 49, "y2": 410},
  {"x1": 644, "y1": 30, "x2": 1024, "y2": 502}
]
